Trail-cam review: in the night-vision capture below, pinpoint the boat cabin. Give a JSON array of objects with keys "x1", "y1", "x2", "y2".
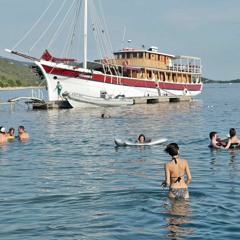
[{"x1": 108, "y1": 46, "x2": 202, "y2": 84}]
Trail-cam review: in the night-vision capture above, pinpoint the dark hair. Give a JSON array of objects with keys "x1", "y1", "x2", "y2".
[
  {"x1": 209, "y1": 131, "x2": 217, "y2": 139},
  {"x1": 164, "y1": 143, "x2": 179, "y2": 156},
  {"x1": 229, "y1": 128, "x2": 236, "y2": 137},
  {"x1": 164, "y1": 143, "x2": 179, "y2": 164},
  {"x1": 19, "y1": 125, "x2": 25, "y2": 130},
  {"x1": 138, "y1": 134, "x2": 145, "y2": 141}
]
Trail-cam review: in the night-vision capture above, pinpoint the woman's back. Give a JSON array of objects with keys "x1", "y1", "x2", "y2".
[
  {"x1": 165, "y1": 158, "x2": 189, "y2": 188},
  {"x1": 162, "y1": 143, "x2": 191, "y2": 199}
]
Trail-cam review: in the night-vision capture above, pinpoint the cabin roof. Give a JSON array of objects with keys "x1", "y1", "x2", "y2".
[
  {"x1": 113, "y1": 48, "x2": 201, "y2": 60},
  {"x1": 174, "y1": 55, "x2": 201, "y2": 60},
  {"x1": 113, "y1": 48, "x2": 175, "y2": 58}
]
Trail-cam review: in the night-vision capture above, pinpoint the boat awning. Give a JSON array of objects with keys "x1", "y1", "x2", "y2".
[
  {"x1": 123, "y1": 66, "x2": 142, "y2": 71},
  {"x1": 41, "y1": 49, "x2": 77, "y2": 62}
]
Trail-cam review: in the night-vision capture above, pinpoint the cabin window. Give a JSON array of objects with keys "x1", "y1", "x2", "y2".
[
  {"x1": 133, "y1": 53, "x2": 137, "y2": 58},
  {"x1": 139, "y1": 52, "x2": 143, "y2": 58},
  {"x1": 115, "y1": 54, "x2": 119, "y2": 59},
  {"x1": 127, "y1": 53, "x2": 131, "y2": 59}
]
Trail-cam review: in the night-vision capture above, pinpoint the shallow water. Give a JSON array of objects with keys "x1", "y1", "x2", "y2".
[{"x1": 0, "y1": 84, "x2": 240, "y2": 239}]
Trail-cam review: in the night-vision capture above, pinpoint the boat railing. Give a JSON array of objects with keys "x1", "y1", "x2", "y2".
[
  {"x1": 102, "y1": 63, "x2": 123, "y2": 85},
  {"x1": 168, "y1": 64, "x2": 201, "y2": 74},
  {"x1": 32, "y1": 89, "x2": 44, "y2": 100}
]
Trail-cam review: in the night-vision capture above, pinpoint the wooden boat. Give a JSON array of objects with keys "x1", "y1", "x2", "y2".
[
  {"x1": 5, "y1": 1, "x2": 203, "y2": 103},
  {"x1": 67, "y1": 92, "x2": 134, "y2": 108}
]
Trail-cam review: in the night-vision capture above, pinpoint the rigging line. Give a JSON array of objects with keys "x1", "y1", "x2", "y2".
[
  {"x1": 65, "y1": 0, "x2": 82, "y2": 57},
  {"x1": 74, "y1": 1, "x2": 85, "y2": 61},
  {"x1": 28, "y1": 0, "x2": 69, "y2": 53},
  {"x1": 95, "y1": 10, "x2": 108, "y2": 58},
  {"x1": 12, "y1": 0, "x2": 55, "y2": 51},
  {"x1": 44, "y1": 0, "x2": 75, "y2": 51},
  {"x1": 90, "y1": 0, "x2": 112, "y2": 61},
  {"x1": 62, "y1": 0, "x2": 79, "y2": 56},
  {"x1": 132, "y1": 0, "x2": 185, "y2": 53},
  {"x1": 91, "y1": 1, "x2": 104, "y2": 58},
  {"x1": 98, "y1": 0, "x2": 114, "y2": 59},
  {"x1": 89, "y1": 1, "x2": 103, "y2": 59}
]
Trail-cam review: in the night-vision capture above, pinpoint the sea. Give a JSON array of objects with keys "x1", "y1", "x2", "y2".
[{"x1": 0, "y1": 84, "x2": 240, "y2": 240}]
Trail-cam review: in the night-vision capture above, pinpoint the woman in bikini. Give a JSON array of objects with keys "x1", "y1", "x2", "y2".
[{"x1": 161, "y1": 143, "x2": 191, "y2": 199}]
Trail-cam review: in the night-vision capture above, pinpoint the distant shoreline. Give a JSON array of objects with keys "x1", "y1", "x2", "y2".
[{"x1": 0, "y1": 86, "x2": 45, "y2": 91}]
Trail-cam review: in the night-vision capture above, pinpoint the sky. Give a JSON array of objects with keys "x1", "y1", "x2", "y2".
[{"x1": 1, "y1": 0, "x2": 240, "y2": 81}]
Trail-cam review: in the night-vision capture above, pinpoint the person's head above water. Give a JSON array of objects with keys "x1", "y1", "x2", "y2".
[
  {"x1": 164, "y1": 143, "x2": 179, "y2": 157},
  {"x1": 209, "y1": 131, "x2": 217, "y2": 140},
  {"x1": 229, "y1": 128, "x2": 236, "y2": 137},
  {"x1": 138, "y1": 134, "x2": 145, "y2": 143}
]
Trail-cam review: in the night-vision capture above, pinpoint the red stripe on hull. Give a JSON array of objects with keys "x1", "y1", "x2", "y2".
[{"x1": 159, "y1": 82, "x2": 202, "y2": 91}]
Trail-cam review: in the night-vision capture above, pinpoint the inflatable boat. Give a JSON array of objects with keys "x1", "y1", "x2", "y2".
[
  {"x1": 67, "y1": 92, "x2": 134, "y2": 108},
  {"x1": 114, "y1": 136, "x2": 168, "y2": 146}
]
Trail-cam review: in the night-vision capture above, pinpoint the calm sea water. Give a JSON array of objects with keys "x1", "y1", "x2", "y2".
[{"x1": 0, "y1": 84, "x2": 240, "y2": 240}]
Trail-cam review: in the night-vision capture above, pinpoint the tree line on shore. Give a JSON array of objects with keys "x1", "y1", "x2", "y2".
[
  {"x1": 201, "y1": 77, "x2": 240, "y2": 83},
  {"x1": 0, "y1": 57, "x2": 40, "y2": 88}
]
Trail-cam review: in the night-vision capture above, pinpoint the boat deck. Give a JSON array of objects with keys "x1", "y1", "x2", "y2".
[{"x1": 132, "y1": 95, "x2": 193, "y2": 104}]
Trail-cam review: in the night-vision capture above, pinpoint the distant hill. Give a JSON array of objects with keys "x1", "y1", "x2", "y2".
[
  {"x1": 0, "y1": 57, "x2": 42, "y2": 88},
  {"x1": 201, "y1": 77, "x2": 240, "y2": 83}
]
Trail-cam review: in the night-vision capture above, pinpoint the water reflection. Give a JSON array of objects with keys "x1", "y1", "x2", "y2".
[
  {"x1": 164, "y1": 199, "x2": 193, "y2": 239},
  {"x1": 229, "y1": 149, "x2": 238, "y2": 160}
]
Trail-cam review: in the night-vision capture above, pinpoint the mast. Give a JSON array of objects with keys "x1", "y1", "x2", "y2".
[
  {"x1": 83, "y1": 0, "x2": 88, "y2": 69},
  {"x1": 121, "y1": 26, "x2": 126, "y2": 49}
]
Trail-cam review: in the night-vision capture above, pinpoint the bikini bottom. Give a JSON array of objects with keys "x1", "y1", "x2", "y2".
[{"x1": 170, "y1": 188, "x2": 188, "y2": 198}]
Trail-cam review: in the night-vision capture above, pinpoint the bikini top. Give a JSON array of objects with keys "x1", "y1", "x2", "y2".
[
  {"x1": 171, "y1": 175, "x2": 184, "y2": 183},
  {"x1": 171, "y1": 157, "x2": 184, "y2": 183}
]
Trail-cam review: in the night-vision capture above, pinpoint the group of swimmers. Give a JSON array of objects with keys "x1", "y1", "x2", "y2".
[
  {"x1": 209, "y1": 128, "x2": 240, "y2": 149},
  {"x1": 136, "y1": 129, "x2": 240, "y2": 200},
  {"x1": 0, "y1": 125, "x2": 30, "y2": 144},
  {"x1": 1, "y1": 125, "x2": 234, "y2": 200}
]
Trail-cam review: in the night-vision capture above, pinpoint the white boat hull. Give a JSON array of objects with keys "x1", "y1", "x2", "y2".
[
  {"x1": 67, "y1": 92, "x2": 134, "y2": 108},
  {"x1": 35, "y1": 61, "x2": 202, "y2": 102}
]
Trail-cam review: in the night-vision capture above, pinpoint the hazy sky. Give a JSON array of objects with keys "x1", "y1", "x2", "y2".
[{"x1": 1, "y1": 0, "x2": 240, "y2": 80}]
